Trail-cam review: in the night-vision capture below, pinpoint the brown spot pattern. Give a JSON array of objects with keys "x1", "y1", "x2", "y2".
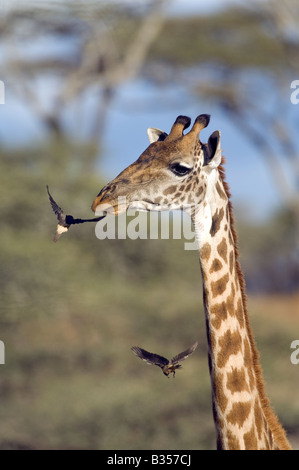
[
  {"x1": 243, "y1": 338, "x2": 256, "y2": 391},
  {"x1": 217, "y1": 329, "x2": 242, "y2": 368},
  {"x1": 243, "y1": 424, "x2": 258, "y2": 450},
  {"x1": 226, "y1": 367, "x2": 249, "y2": 394},
  {"x1": 196, "y1": 186, "x2": 203, "y2": 197},
  {"x1": 163, "y1": 185, "x2": 177, "y2": 196},
  {"x1": 200, "y1": 243, "x2": 211, "y2": 262},
  {"x1": 216, "y1": 181, "x2": 227, "y2": 200},
  {"x1": 210, "y1": 207, "x2": 224, "y2": 237},
  {"x1": 211, "y1": 273, "x2": 229, "y2": 297},
  {"x1": 227, "y1": 401, "x2": 251, "y2": 428},
  {"x1": 209, "y1": 258, "x2": 223, "y2": 273},
  {"x1": 226, "y1": 282, "x2": 235, "y2": 316},
  {"x1": 226, "y1": 430, "x2": 241, "y2": 450},
  {"x1": 217, "y1": 238, "x2": 228, "y2": 263},
  {"x1": 210, "y1": 301, "x2": 227, "y2": 329},
  {"x1": 214, "y1": 372, "x2": 228, "y2": 414}
]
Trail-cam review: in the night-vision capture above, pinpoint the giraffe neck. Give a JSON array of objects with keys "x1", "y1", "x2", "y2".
[{"x1": 191, "y1": 168, "x2": 291, "y2": 450}]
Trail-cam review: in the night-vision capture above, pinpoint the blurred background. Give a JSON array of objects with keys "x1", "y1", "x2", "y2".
[{"x1": 0, "y1": 0, "x2": 298, "y2": 450}]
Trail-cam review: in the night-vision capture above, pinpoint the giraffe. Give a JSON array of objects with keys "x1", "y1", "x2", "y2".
[{"x1": 91, "y1": 114, "x2": 291, "y2": 450}]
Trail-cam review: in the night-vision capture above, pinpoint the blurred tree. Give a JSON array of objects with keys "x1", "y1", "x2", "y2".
[
  {"x1": 237, "y1": 208, "x2": 299, "y2": 293},
  {"x1": 0, "y1": 0, "x2": 168, "y2": 169}
]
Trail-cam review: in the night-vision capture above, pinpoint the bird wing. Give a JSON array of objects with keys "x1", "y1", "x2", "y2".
[
  {"x1": 47, "y1": 186, "x2": 70, "y2": 242},
  {"x1": 170, "y1": 341, "x2": 198, "y2": 365},
  {"x1": 131, "y1": 347, "x2": 169, "y2": 367},
  {"x1": 47, "y1": 185, "x2": 65, "y2": 220}
]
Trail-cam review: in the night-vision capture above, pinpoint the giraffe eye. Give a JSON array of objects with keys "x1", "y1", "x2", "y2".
[{"x1": 170, "y1": 162, "x2": 192, "y2": 177}]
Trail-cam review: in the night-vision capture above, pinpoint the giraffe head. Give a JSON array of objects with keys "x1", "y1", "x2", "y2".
[{"x1": 92, "y1": 114, "x2": 222, "y2": 217}]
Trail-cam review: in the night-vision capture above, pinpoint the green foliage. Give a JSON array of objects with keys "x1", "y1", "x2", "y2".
[
  {"x1": 149, "y1": 8, "x2": 287, "y2": 70},
  {"x1": 237, "y1": 208, "x2": 299, "y2": 292}
]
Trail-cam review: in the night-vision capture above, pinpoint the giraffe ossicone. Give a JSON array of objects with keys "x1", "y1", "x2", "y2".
[{"x1": 92, "y1": 114, "x2": 291, "y2": 450}]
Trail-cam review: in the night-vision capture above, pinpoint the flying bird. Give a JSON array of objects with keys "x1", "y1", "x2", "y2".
[
  {"x1": 47, "y1": 185, "x2": 105, "y2": 242},
  {"x1": 131, "y1": 342, "x2": 198, "y2": 378}
]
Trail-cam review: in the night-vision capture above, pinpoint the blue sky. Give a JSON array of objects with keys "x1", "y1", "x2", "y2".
[
  {"x1": 0, "y1": 0, "x2": 264, "y2": 15},
  {"x1": 168, "y1": 0, "x2": 248, "y2": 15}
]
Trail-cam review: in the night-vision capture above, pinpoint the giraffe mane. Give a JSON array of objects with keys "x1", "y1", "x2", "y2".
[{"x1": 218, "y1": 157, "x2": 291, "y2": 450}]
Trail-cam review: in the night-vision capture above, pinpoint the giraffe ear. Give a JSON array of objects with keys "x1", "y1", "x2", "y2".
[
  {"x1": 206, "y1": 130, "x2": 221, "y2": 168},
  {"x1": 147, "y1": 127, "x2": 168, "y2": 143}
]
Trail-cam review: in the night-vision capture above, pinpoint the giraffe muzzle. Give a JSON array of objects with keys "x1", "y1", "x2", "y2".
[{"x1": 92, "y1": 195, "x2": 128, "y2": 216}]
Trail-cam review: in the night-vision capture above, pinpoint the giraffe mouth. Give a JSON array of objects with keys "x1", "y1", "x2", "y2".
[
  {"x1": 94, "y1": 199, "x2": 161, "y2": 215},
  {"x1": 95, "y1": 203, "x2": 127, "y2": 216},
  {"x1": 93, "y1": 197, "x2": 129, "y2": 216},
  {"x1": 143, "y1": 199, "x2": 158, "y2": 206},
  {"x1": 132, "y1": 199, "x2": 160, "y2": 211},
  {"x1": 127, "y1": 199, "x2": 169, "y2": 213}
]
